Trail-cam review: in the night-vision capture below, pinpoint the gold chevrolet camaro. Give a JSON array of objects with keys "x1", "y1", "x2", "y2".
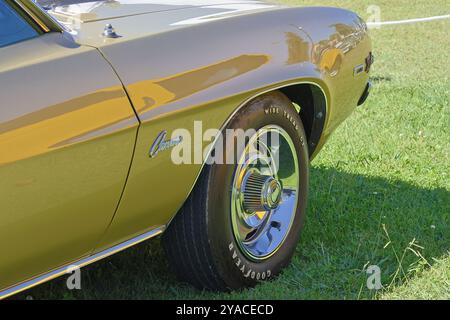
[{"x1": 0, "y1": 0, "x2": 373, "y2": 298}]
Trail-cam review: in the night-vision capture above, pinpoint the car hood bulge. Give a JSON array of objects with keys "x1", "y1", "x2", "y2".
[
  {"x1": 38, "y1": 0, "x2": 280, "y2": 46},
  {"x1": 39, "y1": 0, "x2": 273, "y2": 23}
]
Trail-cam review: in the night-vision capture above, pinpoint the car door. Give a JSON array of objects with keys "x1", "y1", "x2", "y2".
[{"x1": 0, "y1": 1, "x2": 139, "y2": 290}]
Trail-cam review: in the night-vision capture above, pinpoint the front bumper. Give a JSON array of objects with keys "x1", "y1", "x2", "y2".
[
  {"x1": 357, "y1": 51, "x2": 374, "y2": 106},
  {"x1": 357, "y1": 81, "x2": 372, "y2": 106}
]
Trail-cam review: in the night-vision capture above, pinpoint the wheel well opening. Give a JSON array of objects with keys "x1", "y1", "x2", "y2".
[{"x1": 280, "y1": 84, "x2": 327, "y2": 156}]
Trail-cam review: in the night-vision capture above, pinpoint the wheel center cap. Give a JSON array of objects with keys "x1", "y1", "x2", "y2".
[
  {"x1": 263, "y1": 178, "x2": 282, "y2": 210},
  {"x1": 242, "y1": 172, "x2": 283, "y2": 213}
]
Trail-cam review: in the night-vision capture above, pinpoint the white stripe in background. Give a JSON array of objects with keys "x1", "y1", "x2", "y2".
[{"x1": 367, "y1": 14, "x2": 450, "y2": 28}]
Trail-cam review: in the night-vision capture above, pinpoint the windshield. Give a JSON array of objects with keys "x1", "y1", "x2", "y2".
[{"x1": 0, "y1": 1, "x2": 38, "y2": 47}]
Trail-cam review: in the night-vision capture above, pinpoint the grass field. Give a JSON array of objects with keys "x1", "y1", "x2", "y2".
[{"x1": 17, "y1": 1, "x2": 449, "y2": 300}]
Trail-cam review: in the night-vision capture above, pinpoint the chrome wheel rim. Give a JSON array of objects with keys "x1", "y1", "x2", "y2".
[{"x1": 231, "y1": 125, "x2": 299, "y2": 261}]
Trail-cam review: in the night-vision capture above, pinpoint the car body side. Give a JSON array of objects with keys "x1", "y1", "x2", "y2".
[
  {"x1": 84, "y1": 4, "x2": 371, "y2": 252},
  {"x1": 0, "y1": 0, "x2": 371, "y2": 297}
]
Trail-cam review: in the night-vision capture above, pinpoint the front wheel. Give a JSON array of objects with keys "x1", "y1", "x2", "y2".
[{"x1": 162, "y1": 91, "x2": 309, "y2": 290}]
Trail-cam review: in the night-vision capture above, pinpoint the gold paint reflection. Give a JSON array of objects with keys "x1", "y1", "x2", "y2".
[
  {"x1": 313, "y1": 21, "x2": 365, "y2": 73},
  {"x1": 285, "y1": 32, "x2": 309, "y2": 65},
  {"x1": 129, "y1": 54, "x2": 270, "y2": 113},
  {"x1": 0, "y1": 87, "x2": 135, "y2": 166}
]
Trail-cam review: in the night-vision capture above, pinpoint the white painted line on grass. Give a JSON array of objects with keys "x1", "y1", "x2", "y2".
[{"x1": 367, "y1": 14, "x2": 450, "y2": 28}]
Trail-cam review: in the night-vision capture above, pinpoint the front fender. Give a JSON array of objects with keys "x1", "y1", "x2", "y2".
[{"x1": 92, "y1": 6, "x2": 370, "y2": 250}]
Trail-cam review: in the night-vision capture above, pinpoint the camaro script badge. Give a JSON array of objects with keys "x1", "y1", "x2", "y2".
[{"x1": 149, "y1": 130, "x2": 183, "y2": 158}]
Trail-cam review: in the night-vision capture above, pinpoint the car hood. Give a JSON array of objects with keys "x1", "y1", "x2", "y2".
[
  {"x1": 40, "y1": 0, "x2": 280, "y2": 47},
  {"x1": 41, "y1": 0, "x2": 274, "y2": 23}
]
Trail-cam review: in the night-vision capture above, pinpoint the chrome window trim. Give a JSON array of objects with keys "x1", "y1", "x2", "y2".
[{"x1": 12, "y1": 0, "x2": 63, "y2": 33}]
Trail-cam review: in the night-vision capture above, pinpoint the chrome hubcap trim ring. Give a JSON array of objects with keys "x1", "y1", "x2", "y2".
[{"x1": 230, "y1": 125, "x2": 299, "y2": 261}]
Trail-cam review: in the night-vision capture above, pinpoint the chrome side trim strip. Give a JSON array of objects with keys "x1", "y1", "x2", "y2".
[{"x1": 0, "y1": 226, "x2": 165, "y2": 300}]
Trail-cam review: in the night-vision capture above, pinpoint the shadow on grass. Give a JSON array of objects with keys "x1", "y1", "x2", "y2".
[{"x1": 14, "y1": 167, "x2": 449, "y2": 300}]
